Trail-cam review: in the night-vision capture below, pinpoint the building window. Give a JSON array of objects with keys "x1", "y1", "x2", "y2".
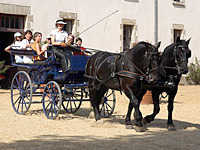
[
  {"x1": 173, "y1": 29, "x2": 182, "y2": 42},
  {"x1": 0, "y1": 14, "x2": 25, "y2": 29},
  {"x1": 173, "y1": 0, "x2": 185, "y2": 7},
  {"x1": 63, "y1": 19, "x2": 74, "y2": 34},
  {"x1": 124, "y1": 0, "x2": 139, "y2": 2},
  {"x1": 123, "y1": 25, "x2": 134, "y2": 51}
]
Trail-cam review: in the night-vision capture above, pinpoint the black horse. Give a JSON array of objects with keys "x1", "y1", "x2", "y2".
[
  {"x1": 85, "y1": 41, "x2": 161, "y2": 132},
  {"x1": 142, "y1": 37, "x2": 191, "y2": 130}
]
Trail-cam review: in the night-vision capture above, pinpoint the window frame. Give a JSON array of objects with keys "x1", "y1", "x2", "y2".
[
  {"x1": 173, "y1": 0, "x2": 185, "y2": 7},
  {"x1": 0, "y1": 14, "x2": 25, "y2": 32}
]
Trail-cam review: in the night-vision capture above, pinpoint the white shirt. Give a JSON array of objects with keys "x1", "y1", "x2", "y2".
[
  {"x1": 11, "y1": 41, "x2": 23, "y2": 63},
  {"x1": 21, "y1": 39, "x2": 33, "y2": 63},
  {"x1": 50, "y1": 29, "x2": 68, "y2": 43}
]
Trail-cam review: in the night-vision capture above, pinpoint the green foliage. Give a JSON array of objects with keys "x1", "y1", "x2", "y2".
[
  {"x1": 186, "y1": 57, "x2": 200, "y2": 84},
  {"x1": 0, "y1": 61, "x2": 9, "y2": 74}
]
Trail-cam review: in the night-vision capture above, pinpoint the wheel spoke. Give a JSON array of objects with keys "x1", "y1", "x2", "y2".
[
  {"x1": 47, "y1": 103, "x2": 52, "y2": 117},
  {"x1": 70, "y1": 100, "x2": 72, "y2": 112},
  {"x1": 25, "y1": 81, "x2": 30, "y2": 90},
  {"x1": 45, "y1": 102, "x2": 51, "y2": 110},
  {"x1": 15, "y1": 77, "x2": 21, "y2": 90},
  {"x1": 13, "y1": 92, "x2": 20, "y2": 96},
  {"x1": 16, "y1": 97, "x2": 22, "y2": 112},
  {"x1": 53, "y1": 102, "x2": 57, "y2": 114},
  {"x1": 21, "y1": 98, "x2": 24, "y2": 112},
  {"x1": 105, "y1": 104, "x2": 110, "y2": 113},
  {"x1": 66, "y1": 100, "x2": 70, "y2": 109},
  {"x1": 23, "y1": 99, "x2": 28, "y2": 110},
  {"x1": 72, "y1": 97, "x2": 77, "y2": 108},
  {"x1": 100, "y1": 103, "x2": 104, "y2": 112},
  {"x1": 105, "y1": 102, "x2": 112, "y2": 110},
  {"x1": 51, "y1": 105, "x2": 54, "y2": 118},
  {"x1": 106, "y1": 92, "x2": 113, "y2": 98},
  {"x1": 14, "y1": 96, "x2": 21, "y2": 104}
]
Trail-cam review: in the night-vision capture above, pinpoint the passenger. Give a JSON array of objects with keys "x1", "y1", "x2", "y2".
[
  {"x1": 66, "y1": 33, "x2": 75, "y2": 46},
  {"x1": 50, "y1": 19, "x2": 70, "y2": 72},
  {"x1": 51, "y1": 19, "x2": 68, "y2": 47},
  {"x1": 75, "y1": 37, "x2": 82, "y2": 47},
  {"x1": 73, "y1": 37, "x2": 86, "y2": 56},
  {"x1": 4, "y1": 32, "x2": 24, "y2": 63},
  {"x1": 42, "y1": 35, "x2": 52, "y2": 58},
  {"x1": 21, "y1": 30, "x2": 34, "y2": 63},
  {"x1": 31, "y1": 32, "x2": 46, "y2": 61}
]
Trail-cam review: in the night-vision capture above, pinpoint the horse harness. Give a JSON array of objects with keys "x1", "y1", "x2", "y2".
[{"x1": 85, "y1": 50, "x2": 155, "y2": 92}]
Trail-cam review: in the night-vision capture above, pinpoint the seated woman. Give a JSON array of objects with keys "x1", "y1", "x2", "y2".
[
  {"x1": 4, "y1": 32, "x2": 24, "y2": 63},
  {"x1": 50, "y1": 20, "x2": 70, "y2": 72},
  {"x1": 31, "y1": 32, "x2": 46, "y2": 61}
]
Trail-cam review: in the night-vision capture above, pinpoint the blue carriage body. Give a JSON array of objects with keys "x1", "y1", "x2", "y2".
[
  {"x1": 10, "y1": 46, "x2": 115, "y2": 120},
  {"x1": 10, "y1": 47, "x2": 90, "y2": 85}
]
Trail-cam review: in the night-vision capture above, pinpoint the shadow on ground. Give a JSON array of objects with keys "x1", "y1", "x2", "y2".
[{"x1": 0, "y1": 128, "x2": 200, "y2": 150}]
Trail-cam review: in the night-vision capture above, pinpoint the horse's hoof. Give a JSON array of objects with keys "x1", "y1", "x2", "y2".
[
  {"x1": 167, "y1": 125, "x2": 176, "y2": 131},
  {"x1": 125, "y1": 125, "x2": 133, "y2": 129},
  {"x1": 142, "y1": 118, "x2": 148, "y2": 126},
  {"x1": 88, "y1": 111, "x2": 94, "y2": 119},
  {"x1": 134, "y1": 126, "x2": 146, "y2": 132},
  {"x1": 142, "y1": 119, "x2": 148, "y2": 129},
  {"x1": 96, "y1": 119, "x2": 104, "y2": 124}
]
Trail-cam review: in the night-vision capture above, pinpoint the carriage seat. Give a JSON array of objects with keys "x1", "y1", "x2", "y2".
[
  {"x1": 10, "y1": 49, "x2": 51, "y2": 71},
  {"x1": 10, "y1": 48, "x2": 37, "y2": 64}
]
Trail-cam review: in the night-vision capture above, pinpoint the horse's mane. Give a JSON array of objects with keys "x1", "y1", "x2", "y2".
[
  {"x1": 161, "y1": 43, "x2": 175, "y2": 58},
  {"x1": 129, "y1": 41, "x2": 154, "y2": 55}
]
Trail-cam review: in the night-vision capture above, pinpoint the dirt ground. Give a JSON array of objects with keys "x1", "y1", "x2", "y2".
[{"x1": 0, "y1": 85, "x2": 200, "y2": 150}]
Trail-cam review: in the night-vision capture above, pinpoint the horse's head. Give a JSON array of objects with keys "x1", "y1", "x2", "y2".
[
  {"x1": 130, "y1": 41, "x2": 161, "y2": 84},
  {"x1": 174, "y1": 37, "x2": 191, "y2": 74},
  {"x1": 144, "y1": 41, "x2": 161, "y2": 84}
]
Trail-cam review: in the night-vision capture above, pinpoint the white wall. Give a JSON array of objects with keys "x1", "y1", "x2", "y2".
[
  {"x1": 29, "y1": 0, "x2": 157, "y2": 52},
  {"x1": 0, "y1": 0, "x2": 30, "y2": 6},
  {"x1": 158, "y1": 0, "x2": 199, "y2": 62},
  {"x1": 0, "y1": 0, "x2": 200, "y2": 61}
]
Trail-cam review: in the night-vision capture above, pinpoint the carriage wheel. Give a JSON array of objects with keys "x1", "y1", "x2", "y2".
[
  {"x1": 99, "y1": 89, "x2": 116, "y2": 118},
  {"x1": 11, "y1": 71, "x2": 32, "y2": 115},
  {"x1": 62, "y1": 88, "x2": 83, "y2": 113},
  {"x1": 159, "y1": 92, "x2": 169, "y2": 102},
  {"x1": 42, "y1": 81, "x2": 62, "y2": 119}
]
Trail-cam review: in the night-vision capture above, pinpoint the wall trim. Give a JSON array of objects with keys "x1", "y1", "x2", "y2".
[
  {"x1": 0, "y1": 3, "x2": 30, "y2": 15},
  {"x1": 120, "y1": 18, "x2": 137, "y2": 51},
  {"x1": 171, "y1": 23, "x2": 185, "y2": 42}
]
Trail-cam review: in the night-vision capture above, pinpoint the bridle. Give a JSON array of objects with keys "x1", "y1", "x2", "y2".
[
  {"x1": 143, "y1": 47, "x2": 159, "y2": 82},
  {"x1": 118, "y1": 46, "x2": 159, "y2": 82},
  {"x1": 165, "y1": 44, "x2": 188, "y2": 74}
]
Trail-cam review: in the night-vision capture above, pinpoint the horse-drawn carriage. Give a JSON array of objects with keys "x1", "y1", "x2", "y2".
[
  {"x1": 10, "y1": 46, "x2": 116, "y2": 119},
  {"x1": 10, "y1": 37, "x2": 192, "y2": 132}
]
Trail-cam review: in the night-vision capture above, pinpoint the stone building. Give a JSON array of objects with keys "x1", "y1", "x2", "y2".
[{"x1": 0, "y1": 0, "x2": 199, "y2": 62}]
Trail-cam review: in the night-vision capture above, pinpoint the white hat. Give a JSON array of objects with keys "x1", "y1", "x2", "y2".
[
  {"x1": 46, "y1": 35, "x2": 51, "y2": 39},
  {"x1": 56, "y1": 20, "x2": 66, "y2": 25},
  {"x1": 14, "y1": 32, "x2": 22, "y2": 38}
]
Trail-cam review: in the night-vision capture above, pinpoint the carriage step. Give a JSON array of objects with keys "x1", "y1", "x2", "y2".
[
  {"x1": 32, "y1": 92, "x2": 43, "y2": 96},
  {"x1": 62, "y1": 98, "x2": 90, "y2": 102},
  {"x1": 64, "y1": 83, "x2": 88, "y2": 88}
]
